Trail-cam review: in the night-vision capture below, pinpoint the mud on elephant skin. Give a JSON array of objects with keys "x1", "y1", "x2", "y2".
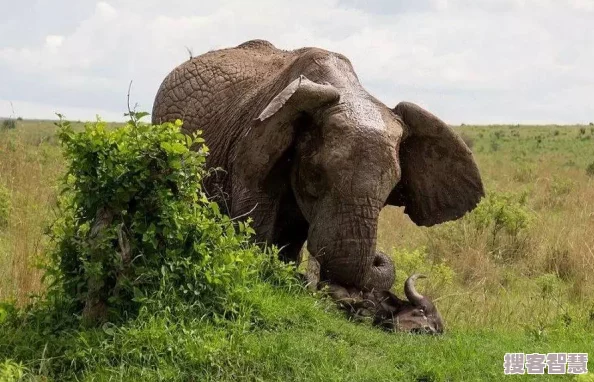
[{"x1": 152, "y1": 39, "x2": 484, "y2": 332}]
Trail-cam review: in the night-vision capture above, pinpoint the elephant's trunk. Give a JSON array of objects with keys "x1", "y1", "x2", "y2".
[
  {"x1": 308, "y1": 198, "x2": 395, "y2": 291},
  {"x1": 366, "y1": 250, "x2": 395, "y2": 290}
]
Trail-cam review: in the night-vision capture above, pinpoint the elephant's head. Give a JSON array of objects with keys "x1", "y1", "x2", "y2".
[
  {"x1": 326, "y1": 274, "x2": 443, "y2": 334},
  {"x1": 236, "y1": 55, "x2": 483, "y2": 294}
]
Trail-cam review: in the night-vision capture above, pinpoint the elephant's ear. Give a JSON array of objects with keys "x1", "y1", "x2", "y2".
[
  {"x1": 386, "y1": 102, "x2": 484, "y2": 226},
  {"x1": 236, "y1": 75, "x2": 340, "y2": 192}
]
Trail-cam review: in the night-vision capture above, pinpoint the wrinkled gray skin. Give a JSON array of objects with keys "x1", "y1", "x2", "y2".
[{"x1": 152, "y1": 40, "x2": 484, "y2": 332}]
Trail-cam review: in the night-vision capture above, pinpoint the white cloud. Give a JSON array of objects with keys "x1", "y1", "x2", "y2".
[
  {"x1": 433, "y1": 0, "x2": 449, "y2": 10},
  {"x1": 0, "y1": 99, "x2": 124, "y2": 122},
  {"x1": 0, "y1": 0, "x2": 593, "y2": 124},
  {"x1": 45, "y1": 35, "x2": 64, "y2": 50},
  {"x1": 96, "y1": 1, "x2": 118, "y2": 19},
  {"x1": 570, "y1": 0, "x2": 594, "y2": 11}
]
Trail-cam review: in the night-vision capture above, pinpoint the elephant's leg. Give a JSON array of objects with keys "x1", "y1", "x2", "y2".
[
  {"x1": 232, "y1": 184, "x2": 308, "y2": 263},
  {"x1": 231, "y1": 186, "x2": 279, "y2": 244}
]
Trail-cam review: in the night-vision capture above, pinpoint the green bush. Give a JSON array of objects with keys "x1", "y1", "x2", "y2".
[
  {"x1": 391, "y1": 247, "x2": 454, "y2": 295},
  {"x1": 45, "y1": 114, "x2": 295, "y2": 325},
  {"x1": 0, "y1": 184, "x2": 10, "y2": 228},
  {"x1": 470, "y1": 192, "x2": 532, "y2": 236},
  {"x1": 1, "y1": 119, "x2": 17, "y2": 130},
  {"x1": 468, "y1": 191, "x2": 533, "y2": 260}
]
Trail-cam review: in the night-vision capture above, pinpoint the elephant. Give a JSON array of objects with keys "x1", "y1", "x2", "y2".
[{"x1": 152, "y1": 39, "x2": 484, "y2": 333}]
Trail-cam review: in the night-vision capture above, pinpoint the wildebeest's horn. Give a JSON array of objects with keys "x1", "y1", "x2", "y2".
[{"x1": 404, "y1": 274, "x2": 427, "y2": 306}]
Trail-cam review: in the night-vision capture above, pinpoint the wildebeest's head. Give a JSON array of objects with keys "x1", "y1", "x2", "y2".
[{"x1": 326, "y1": 274, "x2": 444, "y2": 334}]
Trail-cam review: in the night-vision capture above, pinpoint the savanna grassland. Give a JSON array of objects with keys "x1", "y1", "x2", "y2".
[{"x1": 0, "y1": 119, "x2": 593, "y2": 381}]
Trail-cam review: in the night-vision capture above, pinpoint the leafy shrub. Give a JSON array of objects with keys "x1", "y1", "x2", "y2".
[
  {"x1": 391, "y1": 247, "x2": 454, "y2": 296},
  {"x1": 45, "y1": 114, "x2": 296, "y2": 325},
  {"x1": 1, "y1": 119, "x2": 16, "y2": 130},
  {"x1": 0, "y1": 184, "x2": 10, "y2": 228},
  {"x1": 579, "y1": 127, "x2": 586, "y2": 135},
  {"x1": 470, "y1": 192, "x2": 532, "y2": 236},
  {"x1": 468, "y1": 191, "x2": 533, "y2": 260}
]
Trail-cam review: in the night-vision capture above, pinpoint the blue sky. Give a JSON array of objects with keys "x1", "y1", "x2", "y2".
[{"x1": 1, "y1": 0, "x2": 593, "y2": 124}]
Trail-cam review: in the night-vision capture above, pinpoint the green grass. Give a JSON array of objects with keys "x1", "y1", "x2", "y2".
[
  {"x1": 1, "y1": 121, "x2": 594, "y2": 381},
  {"x1": 2, "y1": 285, "x2": 592, "y2": 381}
]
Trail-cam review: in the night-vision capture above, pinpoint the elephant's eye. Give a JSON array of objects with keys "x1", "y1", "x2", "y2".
[{"x1": 304, "y1": 183, "x2": 320, "y2": 198}]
